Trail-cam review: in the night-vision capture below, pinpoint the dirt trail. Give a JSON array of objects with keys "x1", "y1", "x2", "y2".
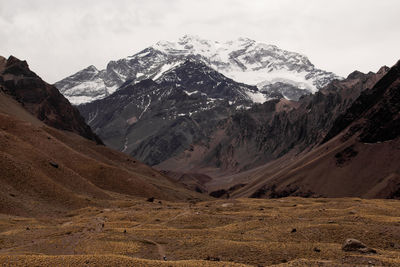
[
  {"x1": 161, "y1": 206, "x2": 192, "y2": 225},
  {"x1": 61, "y1": 216, "x2": 106, "y2": 254},
  {"x1": 156, "y1": 243, "x2": 166, "y2": 259},
  {"x1": 0, "y1": 205, "x2": 191, "y2": 260},
  {"x1": 143, "y1": 239, "x2": 166, "y2": 260},
  {"x1": 129, "y1": 205, "x2": 192, "y2": 260}
]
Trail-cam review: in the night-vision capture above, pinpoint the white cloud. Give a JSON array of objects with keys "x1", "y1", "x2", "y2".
[{"x1": 1, "y1": 0, "x2": 399, "y2": 83}]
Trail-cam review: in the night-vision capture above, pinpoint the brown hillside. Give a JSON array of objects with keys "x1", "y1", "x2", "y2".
[{"x1": 0, "y1": 91, "x2": 206, "y2": 217}]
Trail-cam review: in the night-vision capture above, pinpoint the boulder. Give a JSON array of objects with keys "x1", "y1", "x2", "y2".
[{"x1": 342, "y1": 238, "x2": 377, "y2": 254}]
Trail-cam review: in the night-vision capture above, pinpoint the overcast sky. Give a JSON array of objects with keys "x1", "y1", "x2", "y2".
[{"x1": 1, "y1": 0, "x2": 399, "y2": 83}]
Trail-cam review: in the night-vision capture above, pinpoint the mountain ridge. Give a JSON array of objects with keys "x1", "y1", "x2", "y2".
[
  {"x1": 154, "y1": 64, "x2": 388, "y2": 177},
  {"x1": 229, "y1": 60, "x2": 400, "y2": 199},
  {"x1": 55, "y1": 35, "x2": 340, "y2": 104}
]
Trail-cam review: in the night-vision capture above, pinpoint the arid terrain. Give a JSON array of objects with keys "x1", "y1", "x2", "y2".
[
  {"x1": 1, "y1": 197, "x2": 400, "y2": 266},
  {"x1": 1, "y1": 37, "x2": 400, "y2": 267}
]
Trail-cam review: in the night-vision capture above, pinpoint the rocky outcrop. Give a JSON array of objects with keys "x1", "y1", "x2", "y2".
[
  {"x1": 323, "y1": 62, "x2": 400, "y2": 144},
  {"x1": 0, "y1": 56, "x2": 102, "y2": 144},
  {"x1": 342, "y1": 239, "x2": 377, "y2": 254}
]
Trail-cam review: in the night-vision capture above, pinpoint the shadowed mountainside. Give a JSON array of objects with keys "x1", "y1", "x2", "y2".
[
  {"x1": 231, "y1": 61, "x2": 400, "y2": 199},
  {"x1": 155, "y1": 64, "x2": 388, "y2": 178},
  {"x1": 78, "y1": 60, "x2": 258, "y2": 166},
  {"x1": 0, "y1": 56, "x2": 102, "y2": 144}
]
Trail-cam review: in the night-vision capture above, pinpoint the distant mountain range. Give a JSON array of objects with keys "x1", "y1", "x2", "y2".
[
  {"x1": 9, "y1": 33, "x2": 396, "y2": 200},
  {"x1": 75, "y1": 48, "x2": 398, "y2": 196},
  {"x1": 60, "y1": 36, "x2": 398, "y2": 195},
  {"x1": 55, "y1": 35, "x2": 340, "y2": 104},
  {"x1": 1, "y1": 53, "x2": 399, "y2": 201},
  {"x1": 56, "y1": 35, "x2": 343, "y2": 179}
]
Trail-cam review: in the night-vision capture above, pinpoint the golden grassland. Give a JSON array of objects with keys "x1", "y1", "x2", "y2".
[{"x1": 0, "y1": 197, "x2": 400, "y2": 266}]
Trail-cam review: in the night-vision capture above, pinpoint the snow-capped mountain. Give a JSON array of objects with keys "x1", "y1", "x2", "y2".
[
  {"x1": 154, "y1": 36, "x2": 339, "y2": 93},
  {"x1": 55, "y1": 35, "x2": 340, "y2": 104}
]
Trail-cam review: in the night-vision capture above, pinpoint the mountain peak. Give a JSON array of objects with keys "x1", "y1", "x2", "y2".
[
  {"x1": 347, "y1": 70, "x2": 365, "y2": 80},
  {"x1": 178, "y1": 34, "x2": 205, "y2": 43},
  {"x1": 85, "y1": 65, "x2": 99, "y2": 72},
  {"x1": 154, "y1": 40, "x2": 175, "y2": 50},
  {"x1": 377, "y1": 65, "x2": 390, "y2": 75},
  {"x1": 237, "y1": 37, "x2": 254, "y2": 42},
  {"x1": 6, "y1": 55, "x2": 29, "y2": 69}
]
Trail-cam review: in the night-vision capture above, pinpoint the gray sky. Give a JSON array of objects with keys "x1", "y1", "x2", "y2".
[{"x1": 1, "y1": 0, "x2": 399, "y2": 83}]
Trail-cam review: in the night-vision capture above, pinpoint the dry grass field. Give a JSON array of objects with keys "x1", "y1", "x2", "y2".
[{"x1": 1, "y1": 197, "x2": 399, "y2": 266}]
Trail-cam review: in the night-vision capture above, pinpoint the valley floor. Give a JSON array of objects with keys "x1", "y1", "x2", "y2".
[{"x1": 0, "y1": 197, "x2": 400, "y2": 266}]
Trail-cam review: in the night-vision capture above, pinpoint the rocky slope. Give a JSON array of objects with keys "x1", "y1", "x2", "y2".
[
  {"x1": 0, "y1": 55, "x2": 102, "y2": 144},
  {"x1": 56, "y1": 35, "x2": 340, "y2": 104},
  {"x1": 230, "y1": 60, "x2": 400, "y2": 199},
  {"x1": 323, "y1": 64, "x2": 399, "y2": 144},
  {"x1": 155, "y1": 64, "x2": 388, "y2": 176}
]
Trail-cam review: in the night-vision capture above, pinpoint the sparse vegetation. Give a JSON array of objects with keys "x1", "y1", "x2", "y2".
[{"x1": 0, "y1": 197, "x2": 399, "y2": 266}]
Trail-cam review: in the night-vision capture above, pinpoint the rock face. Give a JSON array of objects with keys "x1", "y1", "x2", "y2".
[
  {"x1": 77, "y1": 60, "x2": 258, "y2": 165},
  {"x1": 323, "y1": 62, "x2": 400, "y2": 144},
  {"x1": 55, "y1": 35, "x2": 340, "y2": 104},
  {"x1": 179, "y1": 66, "x2": 388, "y2": 174},
  {"x1": 0, "y1": 56, "x2": 102, "y2": 144},
  {"x1": 342, "y1": 239, "x2": 377, "y2": 254}
]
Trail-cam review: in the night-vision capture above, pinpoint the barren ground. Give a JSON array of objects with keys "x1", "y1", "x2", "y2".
[{"x1": 1, "y1": 197, "x2": 400, "y2": 266}]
